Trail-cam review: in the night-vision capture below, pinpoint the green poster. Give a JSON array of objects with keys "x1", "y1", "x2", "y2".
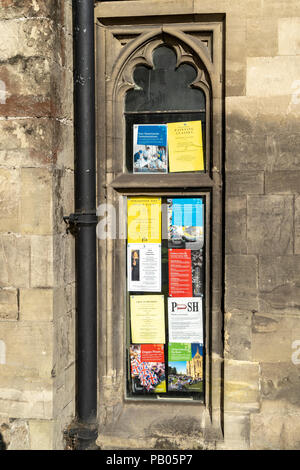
[{"x1": 168, "y1": 343, "x2": 191, "y2": 361}]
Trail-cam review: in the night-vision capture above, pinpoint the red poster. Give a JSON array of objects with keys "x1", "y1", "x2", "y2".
[
  {"x1": 141, "y1": 344, "x2": 165, "y2": 362},
  {"x1": 168, "y1": 249, "x2": 193, "y2": 297}
]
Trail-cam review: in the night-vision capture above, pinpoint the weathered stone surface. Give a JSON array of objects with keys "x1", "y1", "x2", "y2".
[
  {"x1": 295, "y1": 196, "x2": 300, "y2": 254},
  {"x1": 0, "y1": 289, "x2": 18, "y2": 321},
  {"x1": 0, "y1": 56, "x2": 51, "y2": 118},
  {"x1": 226, "y1": 172, "x2": 264, "y2": 196},
  {"x1": 225, "y1": 19, "x2": 246, "y2": 97},
  {"x1": 0, "y1": 168, "x2": 20, "y2": 232},
  {"x1": 278, "y1": 17, "x2": 300, "y2": 56},
  {"x1": 226, "y1": 96, "x2": 300, "y2": 172},
  {"x1": 260, "y1": 362, "x2": 300, "y2": 408},
  {"x1": 225, "y1": 255, "x2": 258, "y2": 312},
  {"x1": 19, "y1": 288, "x2": 53, "y2": 322},
  {"x1": 265, "y1": 171, "x2": 300, "y2": 194},
  {"x1": 258, "y1": 256, "x2": 300, "y2": 313},
  {"x1": 218, "y1": 412, "x2": 250, "y2": 450},
  {"x1": 0, "y1": 234, "x2": 30, "y2": 288},
  {"x1": 30, "y1": 236, "x2": 53, "y2": 288},
  {"x1": 0, "y1": 321, "x2": 53, "y2": 378},
  {"x1": 20, "y1": 168, "x2": 53, "y2": 235},
  {"x1": 7, "y1": 419, "x2": 30, "y2": 450},
  {"x1": 29, "y1": 420, "x2": 53, "y2": 450},
  {"x1": 0, "y1": 378, "x2": 53, "y2": 419},
  {"x1": 225, "y1": 197, "x2": 247, "y2": 254},
  {"x1": 53, "y1": 312, "x2": 75, "y2": 376},
  {"x1": 250, "y1": 407, "x2": 300, "y2": 450},
  {"x1": 0, "y1": 0, "x2": 60, "y2": 20},
  {"x1": 225, "y1": 312, "x2": 252, "y2": 361},
  {"x1": 247, "y1": 56, "x2": 300, "y2": 97},
  {"x1": 246, "y1": 17, "x2": 277, "y2": 57},
  {"x1": 252, "y1": 314, "x2": 300, "y2": 362},
  {"x1": 0, "y1": 119, "x2": 56, "y2": 167},
  {"x1": 224, "y1": 359, "x2": 260, "y2": 412},
  {"x1": 247, "y1": 196, "x2": 293, "y2": 255},
  {"x1": 0, "y1": 19, "x2": 55, "y2": 62}
]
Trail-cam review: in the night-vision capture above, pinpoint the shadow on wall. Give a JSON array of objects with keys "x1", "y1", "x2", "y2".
[{"x1": 0, "y1": 432, "x2": 7, "y2": 450}]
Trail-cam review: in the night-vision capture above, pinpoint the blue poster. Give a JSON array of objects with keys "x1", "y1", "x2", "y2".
[
  {"x1": 171, "y1": 198, "x2": 203, "y2": 227},
  {"x1": 137, "y1": 125, "x2": 167, "y2": 147}
]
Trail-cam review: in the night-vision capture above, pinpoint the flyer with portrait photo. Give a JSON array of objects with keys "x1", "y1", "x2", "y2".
[
  {"x1": 133, "y1": 124, "x2": 168, "y2": 174},
  {"x1": 128, "y1": 243, "x2": 161, "y2": 292}
]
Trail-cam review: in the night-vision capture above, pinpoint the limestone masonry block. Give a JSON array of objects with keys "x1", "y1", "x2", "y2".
[
  {"x1": 258, "y1": 256, "x2": 300, "y2": 313},
  {"x1": 252, "y1": 314, "x2": 300, "y2": 362},
  {"x1": 224, "y1": 359, "x2": 260, "y2": 413},
  {"x1": 0, "y1": 168, "x2": 20, "y2": 233},
  {"x1": 247, "y1": 57, "x2": 300, "y2": 97},
  {"x1": 0, "y1": 119, "x2": 56, "y2": 167},
  {"x1": 247, "y1": 196, "x2": 293, "y2": 255},
  {"x1": 250, "y1": 410, "x2": 300, "y2": 450},
  {"x1": 30, "y1": 236, "x2": 54, "y2": 288},
  {"x1": 295, "y1": 196, "x2": 300, "y2": 254},
  {"x1": 0, "y1": 288, "x2": 18, "y2": 321},
  {"x1": 225, "y1": 197, "x2": 247, "y2": 255},
  {"x1": 265, "y1": 171, "x2": 300, "y2": 194},
  {"x1": 225, "y1": 255, "x2": 258, "y2": 312},
  {"x1": 226, "y1": 171, "x2": 264, "y2": 196},
  {"x1": 20, "y1": 168, "x2": 53, "y2": 235},
  {"x1": 0, "y1": 19, "x2": 55, "y2": 62},
  {"x1": 19, "y1": 288, "x2": 53, "y2": 322},
  {"x1": 225, "y1": 312, "x2": 252, "y2": 361},
  {"x1": 0, "y1": 234, "x2": 30, "y2": 288},
  {"x1": 29, "y1": 420, "x2": 53, "y2": 450},
  {"x1": 278, "y1": 17, "x2": 300, "y2": 55},
  {"x1": 246, "y1": 18, "x2": 278, "y2": 57}
]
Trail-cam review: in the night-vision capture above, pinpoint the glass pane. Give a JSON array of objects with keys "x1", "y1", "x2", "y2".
[
  {"x1": 126, "y1": 196, "x2": 205, "y2": 401},
  {"x1": 125, "y1": 46, "x2": 205, "y2": 112}
]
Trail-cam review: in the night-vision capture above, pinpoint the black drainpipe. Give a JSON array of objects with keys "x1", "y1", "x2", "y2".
[{"x1": 64, "y1": 0, "x2": 98, "y2": 450}]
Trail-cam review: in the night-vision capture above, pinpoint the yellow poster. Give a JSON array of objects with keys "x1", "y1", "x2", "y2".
[
  {"x1": 130, "y1": 295, "x2": 165, "y2": 344},
  {"x1": 168, "y1": 121, "x2": 204, "y2": 172},
  {"x1": 127, "y1": 197, "x2": 161, "y2": 243}
]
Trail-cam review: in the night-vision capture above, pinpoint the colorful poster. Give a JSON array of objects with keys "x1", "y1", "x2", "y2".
[
  {"x1": 168, "y1": 343, "x2": 191, "y2": 362},
  {"x1": 168, "y1": 249, "x2": 193, "y2": 297},
  {"x1": 167, "y1": 297, "x2": 203, "y2": 343},
  {"x1": 130, "y1": 295, "x2": 165, "y2": 344},
  {"x1": 133, "y1": 124, "x2": 168, "y2": 173},
  {"x1": 128, "y1": 243, "x2": 161, "y2": 292},
  {"x1": 127, "y1": 197, "x2": 161, "y2": 244},
  {"x1": 130, "y1": 344, "x2": 166, "y2": 393},
  {"x1": 167, "y1": 121, "x2": 204, "y2": 172},
  {"x1": 168, "y1": 343, "x2": 204, "y2": 393},
  {"x1": 141, "y1": 344, "x2": 165, "y2": 363},
  {"x1": 168, "y1": 198, "x2": 204, "y2": 250}
]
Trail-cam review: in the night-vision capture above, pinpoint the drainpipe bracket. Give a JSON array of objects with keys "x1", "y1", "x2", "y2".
[{"x1": 63, "y1": 212, "x2": 98, "y2": 236}]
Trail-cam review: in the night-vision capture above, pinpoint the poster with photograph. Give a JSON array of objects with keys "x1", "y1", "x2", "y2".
[
  {"x1": 133, "y1": 124, "x2": 168, "y2": 173},
  {"x1": 167, "y1": 121, "x2": 204, "y2": 172},
  {"x1": 130, "y1": 295, "x2": 165, "y2": 344},
  {"x1": 167, "y1": 198, "x2": 204, "y2": 250},
  {"x1": 128, "y1": 243, "x2": 161, "y2": 292},
  {"x1": 168, "y1": 343, "x2": 203, "y2": 393},
  {"x1": 167, "y1": 297, "x2": 203, "y2": 343},
  {"x1": 130, "y1": 344, "x2": 166, "y2": 393}
]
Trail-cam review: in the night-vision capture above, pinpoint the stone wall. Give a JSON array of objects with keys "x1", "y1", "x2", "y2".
[
  {"x1": 0, "y1": 0, "x2": 75, "y2": 450},
  {"x1": 223, "y1": 2, "x2": 300, "y2": 450},
  {"x1": 0, "y1": 0, "x2": 300, "y2": 451}
]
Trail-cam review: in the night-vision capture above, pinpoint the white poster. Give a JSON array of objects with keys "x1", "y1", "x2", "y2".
[
  {"x1": 167, "y1": 297, "x2": 203, "y2": 343},
  {"x1": 128, "y1": 243, "x2": 161, "y2": 292}
]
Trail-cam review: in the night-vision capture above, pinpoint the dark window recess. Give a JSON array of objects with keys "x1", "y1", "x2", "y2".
[{"x1": 125, "y1": 46, "x2": 206, "y2": 172}]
